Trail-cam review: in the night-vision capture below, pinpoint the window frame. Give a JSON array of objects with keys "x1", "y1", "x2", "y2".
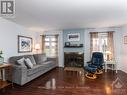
[{"x1": 44, "y1": 36, "x2": 57, "y2": 57}]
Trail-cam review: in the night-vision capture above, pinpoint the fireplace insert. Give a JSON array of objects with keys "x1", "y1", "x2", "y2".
[{"x1": 64, "y1": 52, "x2": 84, "y2": 67}]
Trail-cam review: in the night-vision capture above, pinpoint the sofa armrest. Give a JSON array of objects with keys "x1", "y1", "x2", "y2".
[
  {"x1": 47, "y1": 57, "x2": 58, "y2": 66},
  {"x1": 47, "y1": 57, "x2": 56, "y2": 61},
  {"x1": 12, "y1": 65, "x2": 27, "y2": 85},
  {"x1": 13, "y1": 65, "x2": 27, "y2": 70}
]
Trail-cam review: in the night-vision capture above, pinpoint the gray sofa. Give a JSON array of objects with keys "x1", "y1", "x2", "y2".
[{"x1": 9, "y1": 53, "x2": 57, "y2": 86}]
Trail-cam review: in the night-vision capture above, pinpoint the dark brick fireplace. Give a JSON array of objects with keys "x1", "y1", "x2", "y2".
[{"x1": 64, "y1": 52, "x2": 84, "y2": 67}]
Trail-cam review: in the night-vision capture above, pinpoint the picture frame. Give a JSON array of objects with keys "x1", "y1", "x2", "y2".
[
  {"x1": 18, "y1": 35, "x2": 32, "y2": 53},
  {"x1": 124, "y1": 36, "x2": 127, "y2": 44},
  {"x1": 67, "y1": 33, "x2": 80, "y2": 41},
  {"x1": 65, "y1": 42, "x2": 70, "y2": 46}
]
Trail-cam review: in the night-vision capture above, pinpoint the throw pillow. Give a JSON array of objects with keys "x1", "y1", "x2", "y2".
[
  {"x1": 17, "y1": 57, "x2": 26, "y2": 67},
  {"x1": 42, "y1": 56, "x2": 47, "y2": 62},
  {"x1": 27, "y1": 56, "x2": 36, "y2": 65},
  {"x1": 25, "y1": 58, "x2": 34, "y2": 69}
]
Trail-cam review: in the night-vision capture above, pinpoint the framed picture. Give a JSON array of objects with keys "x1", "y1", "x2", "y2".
[
  {"x1": 124, "y1": 36, "x2": 127, "y2": 44},
  {"x1": 67, "y1": 33, "x2": 80, "y2": 41},
  {"x1": 65, "y1": 42, "x2": 70, "y2": 46},
  {"x1": 18, "y1": 35, "x2": 32, "y2": 53}
]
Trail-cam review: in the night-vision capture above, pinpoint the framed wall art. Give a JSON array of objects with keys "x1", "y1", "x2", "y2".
[
  {"x1": 65, "y1": 42, "x2": 70, "y2": 46},
  {"x1": 67, "y1": 33, "x2": 80, "y2": 41},
  {"x1": 18, "y1": 35, "x2": 32, "y2": 53}
]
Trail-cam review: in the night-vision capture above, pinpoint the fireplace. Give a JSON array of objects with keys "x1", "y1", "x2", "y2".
[{"x1": 64, "y1": 52, "x2": 84, "y2": 67}]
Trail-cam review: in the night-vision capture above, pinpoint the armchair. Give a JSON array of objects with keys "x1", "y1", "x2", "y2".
[{"x1": 85, "y1": 52, "x2": 104, "y2": 79}]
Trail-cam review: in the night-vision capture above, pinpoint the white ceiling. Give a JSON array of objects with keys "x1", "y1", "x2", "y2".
[{"x1": 5, "y1": 0, "x2": 127, "y2": 31}]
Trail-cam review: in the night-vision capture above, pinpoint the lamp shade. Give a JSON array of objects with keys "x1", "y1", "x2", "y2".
[
  {"x1": 35, "y1": 44, "x2": 41, "y2": 50},
  {"x1": 106, "y1": 51, "x2": 111, "y2": 54}
]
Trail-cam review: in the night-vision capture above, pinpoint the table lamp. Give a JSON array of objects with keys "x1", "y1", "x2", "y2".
[
  {"x1": 106, "y1": 51, "x2": 112, "y2": 61},
  {"x1": 35, "y1": 44, "x2": 40, "y2": 54}
]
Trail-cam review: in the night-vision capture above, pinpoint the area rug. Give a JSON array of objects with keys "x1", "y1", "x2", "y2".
[{"x1": 64, "y1": 67, "x2": 84, "y2": 73}]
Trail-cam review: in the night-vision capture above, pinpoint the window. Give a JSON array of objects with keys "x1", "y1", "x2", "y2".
[
  {"x1": 90, "y1": 32, "x2": 114, "y2": 61},
  {"x1": 43, "y1": 35, "x2": 58, "y2": 57}
]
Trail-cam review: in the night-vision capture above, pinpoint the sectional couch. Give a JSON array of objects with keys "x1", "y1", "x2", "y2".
[{"x1": 9, "y1": 53, "x2": 57, "y2": 86}]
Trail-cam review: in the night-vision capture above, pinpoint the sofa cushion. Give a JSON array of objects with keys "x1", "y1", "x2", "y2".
[
  {"x1": 17, "y1": 57, "x2": 26, "y2": 67},
  {"x1": 25, "y1": 55, "x2": 36, "y2": 65},
  {"x1": 9, "y1": 55, "x2": 36, "y2": 66},
  {"x1": 25, "y1": 58, "x2": 34, "y2": 69},
  {"x1": 27, "y1": 64, "x2": 45, "y2": 76},
  {"x1": 33, "y1": 53, "x2": 47, "y2": 64},
  {"x1": 43, "y1": 61, "x2": 53, "y2": 64},
  {"x1": 43, "y1": 61, "x2": 55, "y2": 68}
]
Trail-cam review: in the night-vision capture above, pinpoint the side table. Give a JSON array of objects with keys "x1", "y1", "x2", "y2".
[
  {"x1": 0, "y1": 63, "x2": 13, "y2": 89},
  {"x1": 104, "y1": 60, "x2": 117, "y2": 73}
]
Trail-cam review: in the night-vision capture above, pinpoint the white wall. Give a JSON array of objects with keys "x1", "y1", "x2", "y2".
[
  {"x1": 0, "y1": 17, "x2": 41, "y2": 62},
  {"x1": 120, "y1": 25, "x2": 127, "y2": 73}
]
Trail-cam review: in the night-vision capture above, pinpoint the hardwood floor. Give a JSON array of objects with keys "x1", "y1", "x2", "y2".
[{"x1": 1, "y1": 67, "x2": 127, "y2": 95}]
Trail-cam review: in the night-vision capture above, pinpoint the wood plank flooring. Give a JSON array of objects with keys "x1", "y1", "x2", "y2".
[{"x1": 0, "y1": 67, "x2": 127, "y2": 95}]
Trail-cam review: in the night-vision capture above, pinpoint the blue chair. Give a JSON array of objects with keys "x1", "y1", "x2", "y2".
[{"x1": 85, "y1": 52, "x2": 104, "y2": 79}]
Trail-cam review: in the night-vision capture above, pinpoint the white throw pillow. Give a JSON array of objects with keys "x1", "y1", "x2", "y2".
[
  {"x1": 17, "y1": 57, "x2": 26, "y2": 66},
  {"x1": 25, "y1": 58, "x2": 33, "y2": 69}
]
